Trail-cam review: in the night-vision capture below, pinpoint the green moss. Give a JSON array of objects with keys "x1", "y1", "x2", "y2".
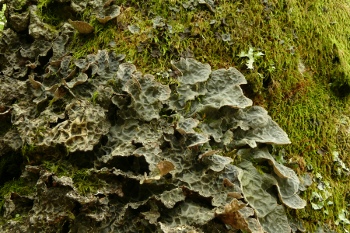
[
  {"x1": 0, "y1": 179, "x2": 36, "y2": 213},
  {"x1": 42, "y1": 161, "x2": 103, "y2": 195},
  {"x1": 43, "y1": 160, "x2": 72, "y2": 176},
  {"x1": 72, "y1": 169, "x2": 104, "y2": 195},
  {"x1": 0, "y1": 4, "x2": 6, "y2": 31},
  {"x1": 37, "y1": 0, "x2": 53, "y2": 11},
  {"x1": 38, "y1": 0, "x2": 61, "y2": 26},
  {"x1": 21, "y1": 144, "x2": 36, "y2": 157}
]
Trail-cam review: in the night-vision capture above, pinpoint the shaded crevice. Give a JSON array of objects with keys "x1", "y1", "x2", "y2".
[
  {"x1": 35, "y1": 48, "x2": 54, "y2": 75},
  {"x1": 68, "y1": 150, "x2": 96, "y2": 169},
  {"x1": 0, "y1": 112, "x2": 12, "y2": 137},
  {"x1": 0, "y1": 152, "x2": 23, "y2": 186},
  {"x1": 97, "y1": 155, "x2": 150, "y2": 175}
]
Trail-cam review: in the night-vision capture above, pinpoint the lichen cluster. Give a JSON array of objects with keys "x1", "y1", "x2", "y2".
[{"x1": 0, "y1": 0, "x2": 308, "y2": 232}]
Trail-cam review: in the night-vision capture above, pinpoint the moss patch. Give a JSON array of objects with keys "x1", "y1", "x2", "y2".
[{"x1": 0, "y1": 179, "x2": 35, "y2": 214}]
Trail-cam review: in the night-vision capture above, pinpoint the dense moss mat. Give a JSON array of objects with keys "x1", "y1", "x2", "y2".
[{"x1": 1, "y1": 0, "x2": 350, "y2": 231}]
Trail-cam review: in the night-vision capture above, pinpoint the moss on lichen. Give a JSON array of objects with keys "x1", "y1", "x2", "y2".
[
  {"x1": 0, "y1": 179, "x2": 35, "y2": 214},
  {"x1": 42, "y1": 160, "x2": 103, "y2": 195}
]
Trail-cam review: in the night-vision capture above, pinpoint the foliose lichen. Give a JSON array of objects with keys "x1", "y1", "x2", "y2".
[{"x1": 0, "y1": 0, "x2": 306, "y2": 232}]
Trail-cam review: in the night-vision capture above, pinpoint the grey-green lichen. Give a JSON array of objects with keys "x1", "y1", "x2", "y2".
[{"x1": 0, "y1": 0, "x2": 307, "y2": 232}]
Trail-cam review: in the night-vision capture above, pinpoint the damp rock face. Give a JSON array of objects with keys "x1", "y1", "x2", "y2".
[{"x1": 0, "y1": 0, "x2": 305, "y2": 232}]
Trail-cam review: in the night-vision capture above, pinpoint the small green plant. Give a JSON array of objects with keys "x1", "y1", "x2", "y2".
[{"x1": 91, "y1": 91, "x2": 99, "y2": 105}]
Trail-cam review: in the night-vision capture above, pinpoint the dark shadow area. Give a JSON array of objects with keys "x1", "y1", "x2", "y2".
[
  {"x1": 39, "y1": 2, "x2": 77, "y2": 27},
  {"x1": 0, "y1": 152, "x2": 23, "y2": 186},
  {"x1": 61, "y1": 220, "x2": 71, "y2": 233},
  {"x1": 332, "y1": 82, "x2": 350, "y2": 98},
  {"x1": 6, "y1": 193, "x2": 34, "y2": 218},
  {"x1": 97, "y1": 155, "x2": 150, "y2": 175},
  {"x1": 68, "y1": 150, "x2": 96, "y2": 169},
  {"x1": 0, "y1": 111, "x2": 12, "y2": 137},
  {"x1": 34, "y1": 48, "x2": 54, "y2": 75},
  {"x1": 181, "y1": 187, "x2": 213, "y2": 208}
]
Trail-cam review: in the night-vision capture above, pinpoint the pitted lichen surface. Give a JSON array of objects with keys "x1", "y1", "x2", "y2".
[{"x1": 0, "y1": 0, "x2": 305, "y2": 232}]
